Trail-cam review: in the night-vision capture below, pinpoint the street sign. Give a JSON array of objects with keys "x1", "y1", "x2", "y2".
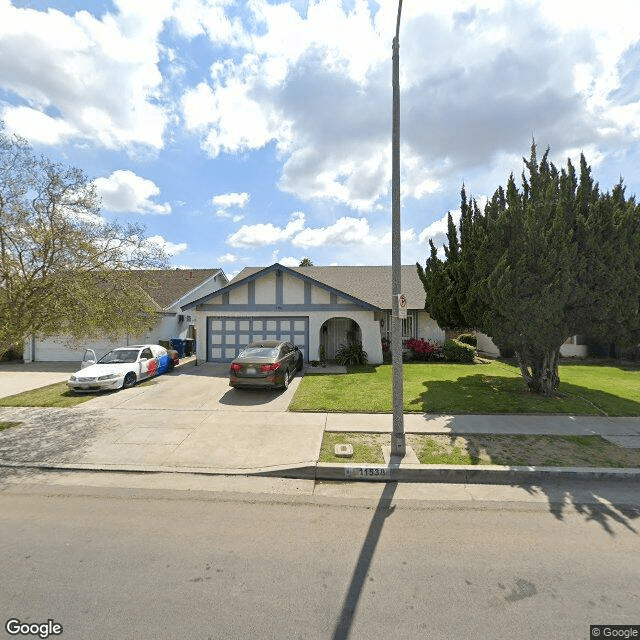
[{"x1": 397, "y1": 293, "x2": 407, "y2": 319}]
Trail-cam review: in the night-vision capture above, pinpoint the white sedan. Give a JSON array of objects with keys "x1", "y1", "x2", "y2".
[{"x1": 67, "y1": 344, "x2": 175, "y2": 393}]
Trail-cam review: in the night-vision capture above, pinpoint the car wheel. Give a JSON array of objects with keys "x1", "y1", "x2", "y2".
[{"x1": 123, "y1": 372, "x2": 137, "y2": 389}]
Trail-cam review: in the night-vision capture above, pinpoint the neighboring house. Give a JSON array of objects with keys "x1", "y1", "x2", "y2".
[
  {"x1": 475, "y1": 333, "x2": 588, "y2": 358},
  {"x1": 181, "y1": 263, "x2": 444, "y2": 365},
  {"x1": 23, "y1": 268, "x2": 228, "y2": 362}
]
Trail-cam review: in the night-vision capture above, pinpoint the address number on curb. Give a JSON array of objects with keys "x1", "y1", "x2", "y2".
[{"x1": 345, "y1": 467, "x2": 391, "y2": 479}]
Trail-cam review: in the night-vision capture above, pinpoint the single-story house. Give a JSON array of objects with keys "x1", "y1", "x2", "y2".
[
  {"x1": 181, "y1": 263, "x2": 444, "y2": 365},
  {"x1": 23, "y1": 268, "x2": 228, "y2": 362}
]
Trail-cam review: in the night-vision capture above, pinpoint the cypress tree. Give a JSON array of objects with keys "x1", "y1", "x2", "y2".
[{"x1": 417, "y1": 143, "x2": 640, "y2": 396}]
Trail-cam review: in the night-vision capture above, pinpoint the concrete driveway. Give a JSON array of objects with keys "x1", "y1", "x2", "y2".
[
  {"x1": 86, "y1": 362, "x2": 300, "y2": 412},
  {"x1": 0, "y1": 362, "x2": 78, "y2": 399},
  {"x1": 0, "y1": 361, "x2": 325, "y2": 474}
]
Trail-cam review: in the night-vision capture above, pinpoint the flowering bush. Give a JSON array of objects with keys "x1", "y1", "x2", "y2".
[{"x1": 405, "y1": 338, "x2": 437, "y2": 361}]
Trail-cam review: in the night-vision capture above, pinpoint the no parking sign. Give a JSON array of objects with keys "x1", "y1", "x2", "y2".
[{"x1": 397, "y1": 293, "x2": 407, "y2": 319}]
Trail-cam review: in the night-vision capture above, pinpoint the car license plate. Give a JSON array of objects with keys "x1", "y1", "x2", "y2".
[{"x1": 245, "y1": 367, "x2": 257, "y2": 375}]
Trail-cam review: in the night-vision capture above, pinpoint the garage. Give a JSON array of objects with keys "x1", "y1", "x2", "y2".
[
  {"x1": 26, "y1": 336, "x2": 122, "y2": 363},
  {"x1": 207, "y1": 316, "x2": 309, "y2": 363}
]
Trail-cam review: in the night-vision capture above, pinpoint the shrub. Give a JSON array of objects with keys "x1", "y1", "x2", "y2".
[
  {"x1": 335, "y1": 342, "x2": 368, "y2": 366},
  {"x1": 444, "y1": 338, "x2": 475, "y2": 363},
  {"x1": 405, "y1": 338, "x2": 437, "y2": 361},
  {"x1": 457, "y1": 333, "x2": 477, "y2": 348}
]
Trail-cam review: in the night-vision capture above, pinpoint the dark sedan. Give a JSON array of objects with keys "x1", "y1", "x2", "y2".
[{"x1": 229, "y1": 341, "x2": 303, "y2": 390}]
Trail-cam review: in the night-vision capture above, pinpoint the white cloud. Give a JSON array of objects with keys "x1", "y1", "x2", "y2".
[
  {"x1": 146, "y1": 234, "x2": 188, "y2": 257},
  {"x1": 279, "y1": 256, "x2": 300, "y2": 267},
  {"x1": 178, "y1": 0, "x2": 640, "y2": 213},
  {"x1": 95, "y1": 170, "x2": 171, "y2": 215},
  {"x1": 227, "y1": 211, "x2": 306, "y2": 247},
  {"x1": 211, "y1": 192, "x2": 250, "y2": 208},
  {"x1": 210, "y1": 192, "x2": 250, "y2": 221},
  {"x1": 0, "y1": 0, "x2": 170, "y2": 149},
  {"x1": 418, "y1": 209, "x2": 462, "y2": 249},
  {"x1": 292, "y1": 217, "x2": 371, "y2": 248},
  {"x1": 218, "y1": 252, "x2": 237, "y2": 264}
]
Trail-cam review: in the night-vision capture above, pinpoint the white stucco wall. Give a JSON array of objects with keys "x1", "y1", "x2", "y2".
[
  {"x1": 475, "y1": 332, "x2": 588, "y2": 358},
  {"x1": 416, "y1": 312, "x2": 445, "y2": 344}
]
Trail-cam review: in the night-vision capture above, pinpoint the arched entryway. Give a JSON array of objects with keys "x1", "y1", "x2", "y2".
[{"x1": 319, "y1": 317, "x2": 362, "y2": 361}]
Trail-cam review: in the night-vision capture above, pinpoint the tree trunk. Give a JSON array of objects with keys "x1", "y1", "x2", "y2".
[{"x1": 515, "y1": 346, "x2": 560, "y2": 396}]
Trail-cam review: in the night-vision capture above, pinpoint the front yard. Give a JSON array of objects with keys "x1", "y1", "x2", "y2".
[{"x1": 290, "y1": 360, "x2": 640, "y2": 416}]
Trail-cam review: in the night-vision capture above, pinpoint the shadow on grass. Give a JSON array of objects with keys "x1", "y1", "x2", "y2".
[{"x1": 407, "y1": 374, "x2": 640, "y2": 415}]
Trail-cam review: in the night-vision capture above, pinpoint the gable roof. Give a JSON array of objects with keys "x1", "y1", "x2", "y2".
[
  {"x1": 183, "y1": 263, "x2": 425, "y2": 310},
  {"x1": 231, "y1": 264, "x2": 426, "y2": 310},
  {"x1": 134, "y1": 268, "x2": 227, "y2": 310}
]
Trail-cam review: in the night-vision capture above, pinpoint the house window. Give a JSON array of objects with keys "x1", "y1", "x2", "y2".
[{"x1": 382, "y1": 311, "x2": 416, "y2": 342}]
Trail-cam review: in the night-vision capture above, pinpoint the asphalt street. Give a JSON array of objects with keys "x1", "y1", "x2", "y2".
[{"x1": 0, "y1": 474, "x2": 638, "y2": 640}]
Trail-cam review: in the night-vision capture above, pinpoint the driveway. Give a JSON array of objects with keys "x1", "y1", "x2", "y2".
[
  {"x1": 0, "y1": 362, "x2": 326, "y2": 474},
  {"x1": 0, "y1": 362, "x2": 78, "y2": 399},
  {"x1": 86, "y1": 362, "x2": 300, "y2": 412}
]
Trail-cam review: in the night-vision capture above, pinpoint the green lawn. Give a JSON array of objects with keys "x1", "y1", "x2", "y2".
[
  {"x1": 0, "y1": 422, "x2": 20, "y2": 431},
  {"x1": 0, "y1": 378, "x2": 156, "y2": 408},
  {"x1": 320, "y1": 431, "x2": 640, "y2": 467},
  {"x1": 290, "y1": 360, "x2": 640, "y2": 415}
]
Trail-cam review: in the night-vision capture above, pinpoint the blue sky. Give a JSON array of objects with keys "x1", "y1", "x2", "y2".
[{"x1": 2, "y1": 0, "x2": 640, "y2": 278}]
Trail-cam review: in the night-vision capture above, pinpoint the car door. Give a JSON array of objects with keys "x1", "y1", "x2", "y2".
[
  {"x1": 138, "y1": 347, "x2": 156, "y2": 379},
  {"x1": 80, "y1": 349, "x2": 97, "y2": 369}
]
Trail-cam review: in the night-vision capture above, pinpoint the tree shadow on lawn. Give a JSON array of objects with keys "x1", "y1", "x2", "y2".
[{"x1": 407, "y1": 374, "x2": 640, "y2": 415}]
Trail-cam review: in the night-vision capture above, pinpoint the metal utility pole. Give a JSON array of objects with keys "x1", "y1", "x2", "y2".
[{"x1": 391, "y1": 0, "x2": 406, "y2": 458}]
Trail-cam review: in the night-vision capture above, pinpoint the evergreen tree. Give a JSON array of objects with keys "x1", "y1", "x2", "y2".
[{"x1": 417, "y1": 143, "x2": 640, "y2": 396}]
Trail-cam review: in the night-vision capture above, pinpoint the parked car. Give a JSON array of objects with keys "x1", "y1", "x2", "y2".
[
  {"x1": 229, "y1": 341, "x2": 303, "y2": 390},
  {"x1": 67, "y1": 344, "x2": 175, "y2": 393}
]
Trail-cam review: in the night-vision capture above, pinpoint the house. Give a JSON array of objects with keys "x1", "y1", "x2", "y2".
[
  {"x1": 181, "y1": 263, "x2": 444, "y2": 365},
  {"x1": 23, "y1": 268, "x2": 229, "y2": 362}
]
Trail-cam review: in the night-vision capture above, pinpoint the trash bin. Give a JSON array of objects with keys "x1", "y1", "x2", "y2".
[
  {"x1": 184, "y1": 339, "x2": 195, "y2": 356},
  {"x1": 170, "y1": 338, "x2": 186, "y2": 358}
]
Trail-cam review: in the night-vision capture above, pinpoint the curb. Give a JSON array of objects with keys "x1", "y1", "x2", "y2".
[
  {"x1": 2, "y1": 460, "x2": 639, "y2": 484},
  {"x1": 315, "y1": 463, "x2": 640, "y2": 483}
]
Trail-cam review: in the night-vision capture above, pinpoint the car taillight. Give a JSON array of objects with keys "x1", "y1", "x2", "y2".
[
  {"x1": 260, "y1": 362, "x2": 281, "y2": 372},
  {"x1": 230, "y1": 363, "x2": 242, "y2": 372}
]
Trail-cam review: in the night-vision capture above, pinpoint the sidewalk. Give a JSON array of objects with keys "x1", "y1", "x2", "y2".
[{"x1": 1, "y1": 400, "x2": 639, "y2": 482}]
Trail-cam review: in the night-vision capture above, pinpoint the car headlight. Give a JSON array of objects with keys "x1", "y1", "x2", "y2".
[
  {"x1": 69, "y1": 376, "x2": 77, "y2": 382},
  {"x1": 98, "y1": 373, "x2": 122, "y2": 381}
]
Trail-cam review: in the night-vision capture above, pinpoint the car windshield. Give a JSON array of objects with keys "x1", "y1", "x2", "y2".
[
  {"x1": 98, "y1": 349, "x2": 140, "y2": 364},
  {"x1": 238, "y1": 347, "x2": 279, "y2": 359}
]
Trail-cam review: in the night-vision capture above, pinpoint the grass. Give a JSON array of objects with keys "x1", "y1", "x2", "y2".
[
  {"x1": 290, "y1": 360, "x2": 640, "y2": 416},
  {"x1": 0, "y1": 378, "x2": 156, "y2": 408},
  {"x1": 0, "y1": 422, "x2": 20, "y2": 431},
  {"x1": 320, "y1": 431, "x2": 640, "y2": 467}
]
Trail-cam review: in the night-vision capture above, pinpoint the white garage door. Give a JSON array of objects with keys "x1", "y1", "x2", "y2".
[
  {"x1": 207, "y1": 316, "x2": 309, "y2": 362},
  {"x1": 30, "y1": 336, "x2": 124, "y2": 362}
]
